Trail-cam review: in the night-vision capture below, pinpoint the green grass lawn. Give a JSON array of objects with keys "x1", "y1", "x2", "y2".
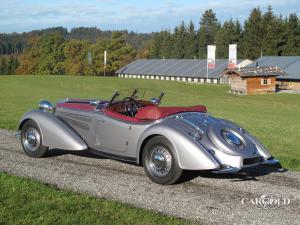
[
  {"x1": 0, "y1": 172, "x2": 194, "y2": 225},
  {"x1": 0, "y1": 75, "x2": 299, "y2": 225},
  {"x1": 0, "y1": 75, "x2": 299, "y2": 170}
]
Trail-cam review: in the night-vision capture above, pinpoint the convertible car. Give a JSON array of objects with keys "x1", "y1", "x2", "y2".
[{"x1": 18, "y1": 88, "x2": 278, "y2": 185}]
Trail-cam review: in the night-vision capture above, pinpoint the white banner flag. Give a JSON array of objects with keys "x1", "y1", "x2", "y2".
[
  {"x1": 207, "y1": 45, "x2": 216, "y2": 69},
  {"x1": 228, "y1": 44, "x2": 237, "y2": 68}
]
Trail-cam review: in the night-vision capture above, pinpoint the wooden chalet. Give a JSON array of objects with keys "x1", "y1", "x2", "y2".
[
  {"x1": 249, "y1": 56, "x2": 300, "y2": 92},
  {"x1": 221, "y1": 67, "x2": 287, "y2": 95}
]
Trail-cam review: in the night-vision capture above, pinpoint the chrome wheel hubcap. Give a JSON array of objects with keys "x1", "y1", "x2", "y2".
[
  {"x1": 23, "y1": 128, "x2": 40, "y2": 151},
  {"x1": 149, "y1": 147, "x2": 172, "y2": 177}
]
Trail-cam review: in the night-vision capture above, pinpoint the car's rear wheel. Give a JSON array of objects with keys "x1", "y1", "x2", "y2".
[
  {"x1": 142, "y1": 136, "x2": 182, "y2": 185},
  {"x1": 21, "y1": 120, "x2": 48, "y2": 158}
]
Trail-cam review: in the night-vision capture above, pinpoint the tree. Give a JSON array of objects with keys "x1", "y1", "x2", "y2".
[
  {"x1": 136, "y1": 40, "x2": 152, "y2": 59},
  {"x1": 91, "y1": 32, "x2": 136, "y2": 75},
  {"x1": 240, "y1": 7, "x2": 264, "y2": 59},
  {"x1": 149, "y1": 33, "x2": 162, "y2": 58},
  {"x1": 160, "y1": 30, "x2": 174, "y2": 58},
  {"x1": 282, "y1": 13, "x2": 300, "y2": 55},
  {"x1": 63, "y1": 40, "x2": 89, "y2": 75},
  {"x1": 173, "y1": 21, "x2": 186, "y2": 58},
  {"x1": 6, "y1": 56, "x2": 19, "y2": 74},
  {"x1": 184, "y1": 21, "x2": 198, "y2": 58},
  {"x1": 16, "y1": 35, "x2": 41, "y2": 75},
  {"x1": 260, "y1": 5, "x2": 285, "y2": 56},
  {"x1": 198, "y1": 9, "x2": 220, "y2": 58},
  {"x1": 215, "y1": 19, "x2": 241, "y2": 58},
  {"x1": 37, "y1": 33, "x2": 65, "y2": 75},
  {"x1": 0, "y1": 57, "x2": 7, "y2": 75}
]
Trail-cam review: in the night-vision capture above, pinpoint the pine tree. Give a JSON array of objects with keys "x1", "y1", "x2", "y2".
[
  {"x1": 173, "y1": 21, "x2": 186, "y2": 58},
  {"x1": 261, "y1": 5, "x2": 285, "y2": 56},
  {"x1": 282, "y1": 13, "x2": 300, "y2": 55},
  {"x1": 240, "y1": 7, "x2": 264, "y2": 59},
  {"x1": 149, "y1": 33, "x2": 161, "y2": 58},
  {"x1": 198, "y1": 9, "x2": 220, "y2": 58},
  {"x1": 215, "y1": 19, "x2": 241, "y2": 58},
  {"x1": 184, "y1": 21, "x2": 197, "y2": 59},
  {"x1": 160, "y1": 30, "x2": 173, "y2": 59}
]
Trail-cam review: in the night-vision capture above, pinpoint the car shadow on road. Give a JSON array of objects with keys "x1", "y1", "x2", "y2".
[
  {"x1": 45, "y1": 148, "x2": 138, "y2": 165},
  {"x1": 45, "y1": 148, "x2": 105, "y2": 158},
  {"x1": 45, "y1": 148, "x2": 287, "y2": 184},
  {"x1": 178, "y1": 164, "x2": 287, "y2": 184}
]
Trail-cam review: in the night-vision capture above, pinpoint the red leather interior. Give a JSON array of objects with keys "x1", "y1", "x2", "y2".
[
  {"x1": 104, "y1": 109, "x2": 145, "y2": 123},
  {"x1": 135, "y1": 105, "x2": 207, "y2": 120},
  {"x1": 57, "y1": 102, "x2": 207, "y2": 123}
]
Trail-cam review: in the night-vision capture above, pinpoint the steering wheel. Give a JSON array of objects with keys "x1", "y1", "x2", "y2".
[{"x1": 121, "y1": 97, "x2": 140, "y2": 117}]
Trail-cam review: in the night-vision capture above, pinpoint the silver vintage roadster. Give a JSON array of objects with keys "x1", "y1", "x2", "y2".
[{"x1": 18, "y1": 88, "x2": 278, "y2": 185}]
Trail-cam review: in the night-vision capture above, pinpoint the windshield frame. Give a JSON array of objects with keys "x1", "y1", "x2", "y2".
[{"x1": 108, "y1": 88, "x2": 164, "y2": 106}]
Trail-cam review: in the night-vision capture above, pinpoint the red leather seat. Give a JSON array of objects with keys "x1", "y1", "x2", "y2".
[{"x1": 135, "y1": 105, "x2": 207, "y2": 120}]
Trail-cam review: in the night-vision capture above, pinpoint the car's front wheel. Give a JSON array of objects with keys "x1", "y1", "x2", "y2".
[
  {"x1": 142, "y1": 136, "x2": 183, "y2": 185},
  {"x1": 21, "y1": 120, "x2": 48, "y2": 158}
]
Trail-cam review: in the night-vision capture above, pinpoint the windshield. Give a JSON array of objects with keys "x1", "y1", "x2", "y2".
[{"x1": 109, "y1": 88, "x2": 164, "y2": 105}]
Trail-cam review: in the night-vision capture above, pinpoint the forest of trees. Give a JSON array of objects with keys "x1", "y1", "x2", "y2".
[
  {"x1": 0, "y1": 6, "x2": 299, "y2": 75},
  {"x1": 150, "y1": 6, "x2": 300, "y2": 59}
]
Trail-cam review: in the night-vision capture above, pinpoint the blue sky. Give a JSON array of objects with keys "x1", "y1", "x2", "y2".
[{"x1": 0, "y1": 0, "x2": 299, "y2": 33}]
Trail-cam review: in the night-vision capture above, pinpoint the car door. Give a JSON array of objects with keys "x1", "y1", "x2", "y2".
[{"x1": 95, "y1": 114, "x2": 131, "y2": 152}]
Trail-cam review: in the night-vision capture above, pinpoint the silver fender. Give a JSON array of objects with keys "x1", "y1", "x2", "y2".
[
  {"x1": 219, "y1": 118, "x2": 271, "y2": 159},
  {"x1": 137, "y1": 122, "x2": 220, "y2": 170},
  {"x1": 19, "y1": 110, "x2": 87, "y2": 151}
]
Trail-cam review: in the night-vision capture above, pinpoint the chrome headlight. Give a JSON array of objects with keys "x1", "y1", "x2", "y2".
[
  {"x1": 220, "y1": 129, "x2": 244, "y2": 149},
  {"x1": 38, "y1": 100, "x2": 54, "y2": 112}
]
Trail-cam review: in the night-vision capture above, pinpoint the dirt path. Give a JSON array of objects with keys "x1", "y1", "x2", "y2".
[{"x1": 0, "y1": 128, "x2": 299, "y2": 225}]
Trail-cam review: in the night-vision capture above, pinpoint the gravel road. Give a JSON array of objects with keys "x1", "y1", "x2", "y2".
[{"x1": 0, "y1": 128, "x2": 299, "y2": 225}]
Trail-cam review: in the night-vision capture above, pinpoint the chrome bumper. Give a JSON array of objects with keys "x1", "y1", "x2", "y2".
[
  {"x1": 212, "y1": 165, "x2": 240, "y2": 174},
  {"x1": 212, "y1": 157, "x2": 279, "y2": 174},
  {"x1": 261, "y1": 157, "x2": 280, "y2": 165}
]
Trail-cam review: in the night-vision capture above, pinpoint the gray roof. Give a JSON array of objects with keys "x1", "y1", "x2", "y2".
[
  {"x1": 223, "y1": 66, "x2": 287, "y2": 77},
  {"x1": 248, "y1": 56, "x2": 300, "y2": 80},
  {"x1": 116, "y1": 59, "x2": 243, "y2": 78}
]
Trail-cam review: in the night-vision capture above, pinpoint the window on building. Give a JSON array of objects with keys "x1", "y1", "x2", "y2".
[{"x1": 261, "y1": 78, "x2": 271, "y2": 85}]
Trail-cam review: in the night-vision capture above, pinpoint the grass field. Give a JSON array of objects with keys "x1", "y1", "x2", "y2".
[
  {"x1": 0, "y1": 75, "x2": 299, "y2": 225},
  {"x1": 0, "y1": 75, "x2": 299, "y2": 170},
  {"x1": 0, "y1": 172, "x2": 194, "y2": 225}
]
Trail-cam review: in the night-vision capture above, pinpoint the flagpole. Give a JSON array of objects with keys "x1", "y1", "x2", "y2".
[
  {"x1": 104, "y1": 50, "x2": 107, "y2": 77},
  {"x1": 206, "y1": 59, "x2": 208, "y2": 82}
]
